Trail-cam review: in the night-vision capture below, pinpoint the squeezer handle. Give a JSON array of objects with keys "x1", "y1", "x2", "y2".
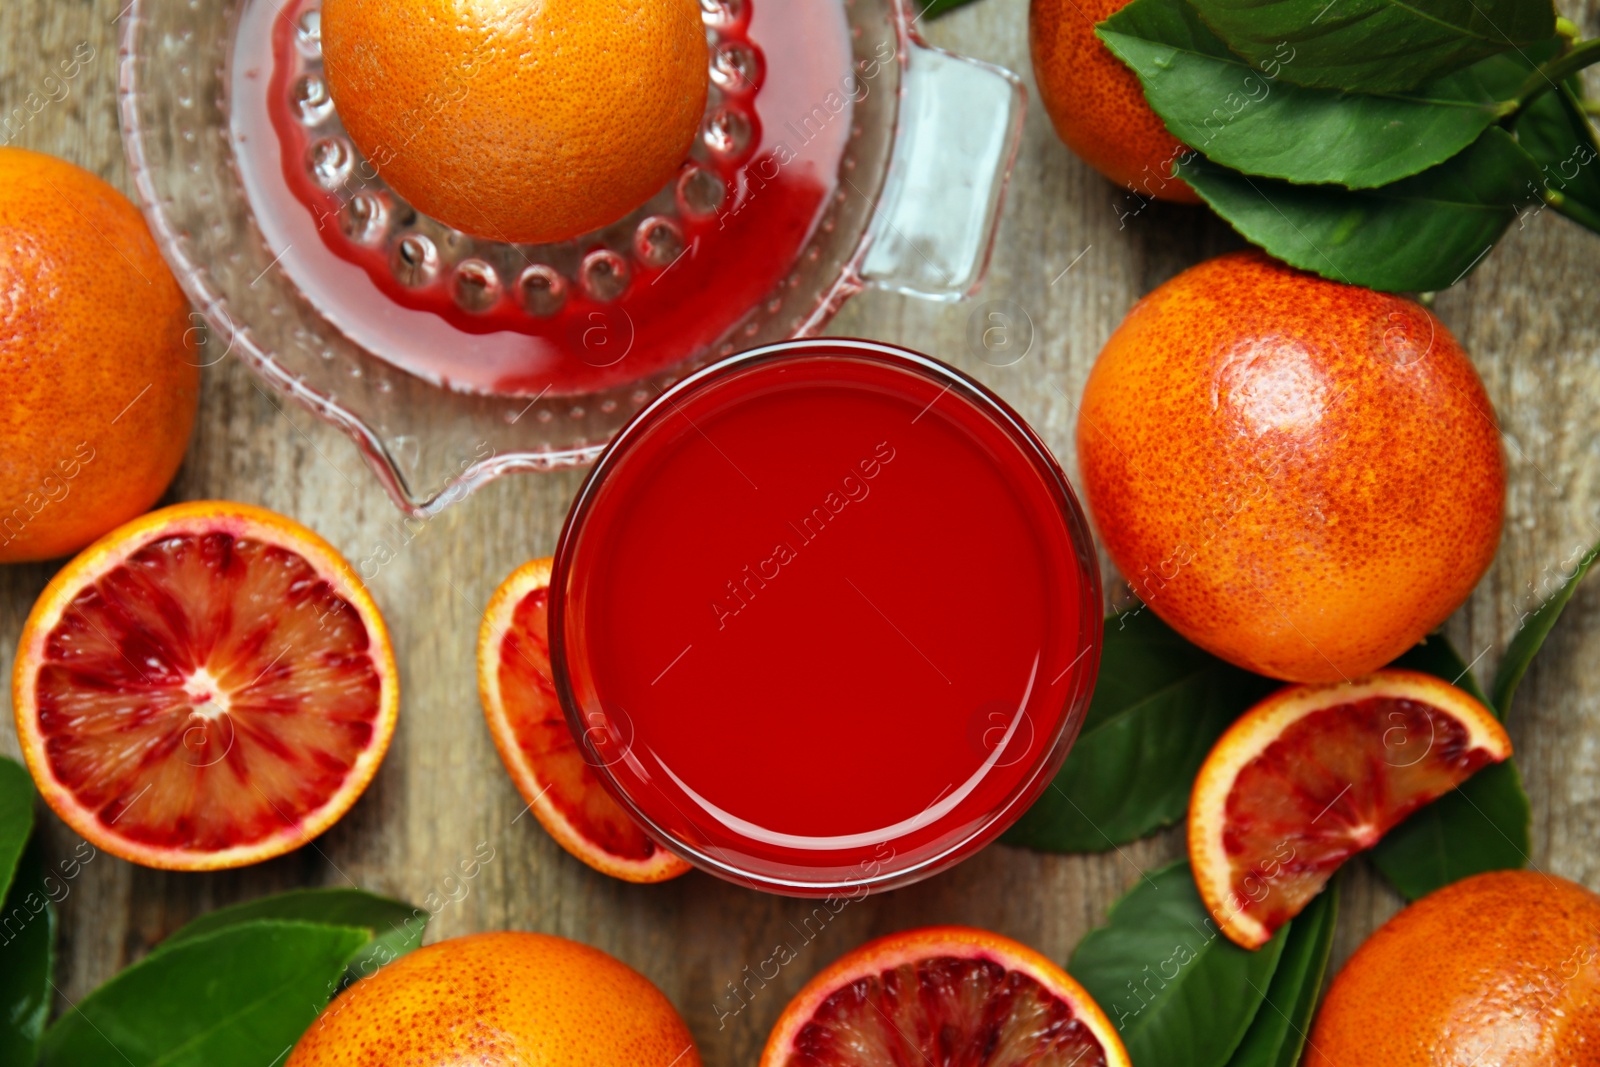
[{"x1": 859, "y1": 36, "x2": 1027, "y2": 300}]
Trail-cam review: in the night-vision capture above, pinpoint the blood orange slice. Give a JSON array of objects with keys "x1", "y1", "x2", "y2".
[
  {"x1": 477, "y1": 558, "x2": 689, "y2": 883},
  {"x1": 1189, "y1": 669, "x2": 1512, "y2": 949},
  {"x1": 761, "y1": 926, "x2": 1130, "y2": 1067},
  {"x1": 12, "y1": 500, "x2": 397, "y2": 870}
]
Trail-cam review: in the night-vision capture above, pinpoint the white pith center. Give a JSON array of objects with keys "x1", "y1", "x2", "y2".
[{"x1": 185, "y1": 667, "x2": 232, "y2": 718}]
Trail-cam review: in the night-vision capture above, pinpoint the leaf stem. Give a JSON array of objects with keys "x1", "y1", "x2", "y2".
[
  {"x1": 1546, "y1": 187, "x2": 1600, "y2": 235},
  {"x1": 1515, "y1": 37, "x2": 1600, "y2": 111}
]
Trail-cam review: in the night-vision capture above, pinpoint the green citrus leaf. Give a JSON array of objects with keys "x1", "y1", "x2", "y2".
[
  {"x1": 1492, "y1": 540, "x2": 1599, "y2": 718},
  {"x1": 0, "y1": 758, "x2": 35, "y2": 908},
  {"x1": 162, "y1": 887, "x2": 428, "y2": 988},
  {"x1": 38, "y1": 920, "x2": 368, "y2": 1067},
  {"x1": 0, "y1": 840, "x2": 55, "y2": 1067},
  {"x1": 1099, "y1": 0, "x2": 1537, "y2": 188},
  {"x1": 1514, "y1": 81, "x2": 1600, "y2": 234},
  {"x1": 1003, "y1": 610, "x2": 1274, "y2": 853},
  {"x1": 1070, "y1": 861, "x2": 1289, "y2": 1067},
  {"x1": 1185, "y1": 0, "x2": 1555, "y2": 93},
  {"x1": 1368, "y1": 760, "x2": 1530, "y2": 901},
  {"x1": 1180, "y1": 127, "x2": 1541, "y2": 291},
  {"x1": 915, "y1": 0, "x2": 982, "y2": 17},
  {"x1": 1503, "y1": 36, "x2": 1600, "y2": 236},
  {"x1": 1370, "y1": 634, "x2": 1530, "y2": 901},
  {"x1": 1223, "y1": 880, "x2": 1337, "y2": 1067}
]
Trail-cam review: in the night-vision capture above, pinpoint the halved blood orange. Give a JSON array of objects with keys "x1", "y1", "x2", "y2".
[
  {"x1": 477, "y1": 558, "x2": 689, "y2": 883},
  {"x1": 1189, "y1": 669, "x2": 1512, "y2": 949},
  {"x1": 12, "y1": 500, "x2": 398, "y2": 870},
  {"x1": 760, "y1": 926, "x2": 1130, "y2": 1067}
]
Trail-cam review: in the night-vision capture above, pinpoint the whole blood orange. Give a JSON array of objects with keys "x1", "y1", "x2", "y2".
[
  {"x1": 478, "y1": 558, "x2": 690, "y2": 883},
  {"x1": 1187, "y1": 670, "x2": 1511, "y2": 949},
  {"x1": 1030, "y1": 0, "x2": 1199, "y2": 203},
  {"x1": 0, "y1": 148, "x2": 199, "y2": 563},
  {"x1": 12, "y1": 501, "x2": 398, "y2": 870},
  {"x1": 762, "y1": 926, "x2": 1130, "y2": 1067},
  {"x1": 1077, "y1": 251, "x2": 1506, "y2": 683},
  {"x1": 288, "y1": 931, "x2": 700, "y2": 1066},
  {"x1": 320, "y1": 0, "x2": 710, "y2": 244},
  {"x1": 1307, "y1": 870, "x2": 1600, "y2": 1066}
]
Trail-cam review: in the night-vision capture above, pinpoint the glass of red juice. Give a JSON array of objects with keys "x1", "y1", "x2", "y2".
[{"x1": 550, "y1": 339, "x2": 1102, "y2": 895}]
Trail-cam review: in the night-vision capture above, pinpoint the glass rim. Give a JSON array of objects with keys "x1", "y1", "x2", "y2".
[{"x1": 548, "y1": 337, "x2": 1104, "y2": 895}]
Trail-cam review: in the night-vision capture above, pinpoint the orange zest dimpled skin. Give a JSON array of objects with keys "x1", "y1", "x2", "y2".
[
  {"x1": 0, "y1": 147, "x2": 199, "y2": 563},
  {"x1": 286, "y1": 932, "x2": 702, "y2": 1067},
  {"x1": 319, "y1": 0, "x2": 710, "y2": 245},
  {"x1": 1029, "y1": 0, "x2": 1200, "y2": 203},
  {"x1": 1077, "y1": 251, "x2": 1506, "y2": 683},
  {"x1": 1307, "y1": 870, "x2": 1600, "y2": 1067}
]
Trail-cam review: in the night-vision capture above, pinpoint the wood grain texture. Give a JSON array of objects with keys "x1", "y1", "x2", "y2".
[{"x1": 2, "y1": 1, "x2": 1599, "y2": 1064}]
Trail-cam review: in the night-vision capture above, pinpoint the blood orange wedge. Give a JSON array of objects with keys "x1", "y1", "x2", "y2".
[
  {"x1": 1189, "y1": 669, "x2": 1512, "y2": 949},
  {"x1": 477, "y1": 558, "x2": 689, "y2": 883},
  {"x1": 12, "y1": 500, "x2": 398, "y2": 871},
  {"x1": 760, "y1": 926, "x2": 1130, "y2": 1067}
]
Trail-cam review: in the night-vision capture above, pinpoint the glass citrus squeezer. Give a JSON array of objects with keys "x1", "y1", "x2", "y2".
[{"x1": 120, "y1": 0, "x2": 1025, "y2": 513}]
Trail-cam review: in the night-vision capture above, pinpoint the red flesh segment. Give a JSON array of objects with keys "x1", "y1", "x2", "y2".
[
  {"x1": 787, "y1": 957, "x2": 1111, "y2": 1067},
  {"x1": 497, "y1": 588, "x2": 663, "y2": 863},
  {"x1": 34, "y1": 533, "x2": 381, "y2": 853},
  {"x1": 1222, "y1": 696, "x2": 1500, "y2": 936}
]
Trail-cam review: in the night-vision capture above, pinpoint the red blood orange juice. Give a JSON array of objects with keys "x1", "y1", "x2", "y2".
[{"x1": 551, "y1": 340, "x2": 1101, "y2": 894}]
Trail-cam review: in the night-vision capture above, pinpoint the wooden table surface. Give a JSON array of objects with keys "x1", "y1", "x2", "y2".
[{"x1": 4, "y1": 1, "x2": 1600, "y2": 1063}]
